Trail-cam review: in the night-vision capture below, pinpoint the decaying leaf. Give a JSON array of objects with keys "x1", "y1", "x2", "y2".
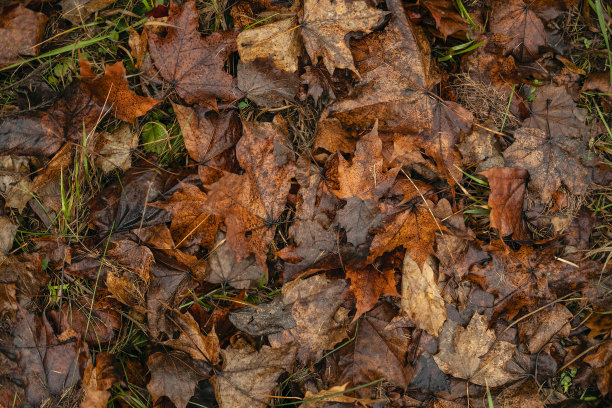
[
  {"x1": 584, "y1": 342, "x2": 612, "y2": 397},
  {"x1": 503, "y1": 127, "x2": 591, "y2": 203},
  {"x1": 162, "y1": 309, "x2": 220, "y2": 364},
  {"x1": 237, "y1": 59, "x2": 300, "y2": 108},
  {"x1": 301, "y1": 383, "x2": 379, "y2": 407},
  {"x1": 80, "y1": 353, "x2": 119, "y2": 408},
  {"x1": 93, "y1": 123, "x2": 138, "y2": 173},
  {"x1": 211, "y1": 339, "x2": 296, "y2": 408},
  {"x1": 229, "y1": 296, "x2": 296, "y2": 336},
  {"x1": 433, "y1": 313, "x2": 517, "y2": 386},
  {"x1": 0, "y1": 4, "x2": 47, "y2": 68},
  {"x1": 518, "y1": 304, "x2": 572, "y2": 354},
  {"x1": 401, "y1": 253, "x2": 446, "y2": 336},
  {"x1": 60, "y1": 0, "x2": 115, "y2": 24},
  {"x1": 337, "y1": 197, "x2": 381, "y2": 247},
  {"x1": 347, "y1": 264, "x2": 398, "y2": 320},
  {"x1": 300, "y1": 0, "x2": 387, "y2": 75},
  {"x1": 0, "y1": 216, "x2": 16, "y2": 255},
  {"x1": 422, "y1": 0, "x2": 470, "y2": 40},
  {"x1": 458, "y1": 125, "x2": 504, "y2": 172}
]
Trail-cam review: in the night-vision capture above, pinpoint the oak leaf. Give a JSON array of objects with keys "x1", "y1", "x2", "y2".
[
  {"x1": 503, "y1": 127, "x2": 591, "y2": 203},
  {"x1": 347, "y1": 264, "x2": 398, "y2": 320},
  {"x1": 300, "y1": 0, "x2": 387, "y2": 75},
  {"x1": 433, "y1": 313, "x2": 517, "y2": 386},
  {"x1": 0, "y1": 4, "x2": 47, "y2": 68},
  {"x1": 148, "y1": 1, "x2": 242, "y2": 109}
]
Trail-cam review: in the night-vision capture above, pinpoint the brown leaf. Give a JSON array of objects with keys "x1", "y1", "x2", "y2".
[
  {"x1": 313, "y1": 118, "x2": 355, "y2": 160},
  {"x1": 237, "y1": 59, "x2": 300, "y2": 108},
  {"x1": 81, "y1": 353, "x2": 119, "y2": 408},
  {"x1": 60, "y1": 0, "x2": 115, "y2": 24},
  {"x1": 581, "y1": 72, "x2": 612, "y2": 95},
  {"x1": 584, "y1": 341, "x2": 612, "y2": 397},
  {"x1": 518, "y1": 303, "x2": 572, "y2": 354},
  {"x1": 0, "y1": 216, "x2": 16, "y2": 255},
  {"x1": 480, "y1": 167, "x2": 529, "y2": 239},
  {"x1": 229, "y1": 296, "x2": 296, "y2": 336},
  {"x1": 211, "y1": 339, "x2": 297, "y2": 408},
  {"x1": 172, "y1": 102, "x2": 241, "y2": 171},
  {"x1": 147, "y1": 351, "x2": 211, "y2": 408},
  {"x1": 92, "y1": 123, "x2": 138, "y2": 173},
  {"x1": 458, "y1": 125, "x2": 504, "y2": 173},
  {"x1": 401, "y1": 253, "x2": 446, "y2": 336},
  {"x1": 337, "y1": 197, "x2": 382, "y2": 247},
  {"x1": 523, "y1": 85, "x2": 588, "y2": 140},
  {"x1": 105, "y1": 240, "x2": 153, "y2": 307},
  {"x1": 489, "y1": 0, "x2": 547, "y2": 62},
  {"x1": 326, "y1": 302, "x2": 413, "y2": 390},
  {"x1": 207, "y1": 230, "x2": 265, "y2": 289},
  {"x1": 149, "y1": 183, "x2": 220, "y2": 249},
  {"x1": 422, "y1": 0, "x2": 471, "y2": 40},
  {"x1": 162, "y1": 309, "x2": 220, "y2": 364},
  {"x1": 433, "y1": 313, "x2": 517, "y2": 386},
  {"x1": 80, "y1": 57, "x2": 159, "y2": 123},
  {"x1": 237, "y1": 16, "x2": 302, "y2": 73},
  {"x1": 301, "y1": 383, "x2": 380, "y2": 408},
  {"x1": 493, "y1": 380, "x2": 546, "y2": 408},
  {"x1": 300, "y1": 0, "x2": 387, "y2": 74},
  {"x1": 368, "y1": 203, "x2": 439, "y2": 269},
  {"x1": 301, "y1": 66, "x2": 337, "y2": 103},
  {"x1": 503, "y1": 127, "x2": 591, "y2": 203},
  {"x1": 329, "y1": 1, "x2": 436, "y2": 133},
  {"x1": 347, "y1": 264, "x2": 398, "y2": 319},
  {"x1": 0, "y1": 4, "x2": 47, "y2": 68},
  {"x1": 0, "y1": 253, "x2": 48, "y2": 321},
  {"x1": 0, "y1": 155, "x2": 34, "y2": 211},
  {"x1": 269, "y1": 275, "x2": 349, "y2": 364},
  {"x1": 148, "y1": 1, "x2": 242, "y2": 109},
  {"x1": 333, "y1": 122, "x2": 399, "y2": 201}
]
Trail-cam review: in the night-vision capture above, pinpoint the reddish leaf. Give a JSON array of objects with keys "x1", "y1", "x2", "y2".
[
  {"x1": 0, "y1": 4, "x2": 47, "y2": 68},
  {"x1": 346, "y1": 265, "x2": 398, "y2": 319}
]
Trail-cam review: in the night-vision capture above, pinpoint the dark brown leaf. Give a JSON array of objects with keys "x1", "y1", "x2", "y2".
[
  {"x1": 518, "y1": 303, "x2": 572, "y2": 354},
  {"x1": 346, "y1": 264, "x2": 398, "y2": 319},
  {"x1": 422, "y1": 0, "x2": 471, "y2": 40},
  {"x1": 337, "y1": 197, "x2": 381, "y2": 247},
  {"x1": 0, "y1": 4, "x2": 47, "y2": 68},
  {"x1": 237, "y1": 59, "x2": 300, "y2": 108},
  {"x1": 584, "y1": 342, "x2": 612, "y2": 397}
]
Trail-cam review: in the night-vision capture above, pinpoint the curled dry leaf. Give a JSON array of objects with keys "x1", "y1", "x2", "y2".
[
  {"x1": 269, "y1": 275, "x2": 349, "y2": 364},
  {"x1": 147, "y1": 351, "x2": 211, "y2": 408},
  {"x1": 211, "y1": 339, "x2": 297, "y2": 408},
  {"x1": 300, "y1": 0, "x2": 388, "y2": 75},
  {"x1": 0, "y1": 4, "x2": 47, "y2": 68},
  {"x1": 480, "y1": 167, "x2": 529, "y2": 240},
  {"x1": 503, "y1": 127, "x2": 591, "y2": 203},
  {"x1": 148, "y1": 1, "x2": 242, "y2": 109},
  {"x1": 433, "y1": 313, "x2": 517, "y2": 387},
  {"x1": 401, "y1": 253, "x2": 446, "y2": 337}
]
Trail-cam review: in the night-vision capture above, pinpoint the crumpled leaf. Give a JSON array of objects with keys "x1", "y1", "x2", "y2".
[
  {"x1": 162, "y1": 309, "x2": 220, "y2": 364},
  {"x1": 93, "y1": 123, "x2": 138, "y2": 173},
  {"x1": 80, "y1": 57, "x2": 159, "y2": 123},
  {"x1": 333, "y1": 122, "x2": 399, "y2": 201},
  {"x1": 518, "y1": 304, "x2": 572, "y2": 354},
  {"x1": 237, "y1": 16, "x2": 301, "y2": 72},
  {"x1": 300, "y1": 0, "x2": 387, "y2": 75},
  {"x1": 60, "y1": 0, "x2": 115, "y2": 24},
  {"x1": 401, "y1": 253, "x2": 446, "y2": 336},
  {"x1": 458, "y1": 125, "x2": 504, "y2": 173},
  {"x1": 433, "y1": 313, "x2": 517, "y2": 387},
  {"x1": 347, "y1": 264, "x2": 398, "y2": 320},
  {"x1": 0, "y1": 4, "x2": 47, "y2": 68},
  {"x1": 229, "y1": 296, "x2": 296, "y2": 336},
  {"x1": 147, "y1": 351, "x2": 211, "y2": 408},
  {"x1": 480, "y1": 167, "x2": 529, "y2": 239},
  {"x1": 211, "y1": 339, "x2": 296, "y2": 408},
  {"x1": 237, "y1": 59, "x2": 300, "y2": 108},
  {"x1": 329, "y1": 0, "x2": 436, "y2": 133},
  {"x1": 489, "y1": 0, "x2": 547, "y2": 61},
  {"x1": 148, "y1": 1, "x2": 242, "y2": 109},
  {"x1": 269, "y1": 275, "x2": 349, "y2": 364},
  {"x1": 503, "y1": 127, "x2": 591, "y2": 203}
]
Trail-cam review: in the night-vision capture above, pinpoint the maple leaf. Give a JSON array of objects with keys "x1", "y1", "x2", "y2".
[
  {"x1": 401, "y1": 253, "x2": 446, "y2": 336},
  {"x1": 237, "y1": 59, "x2": 300, "y2": 108},
  {"x1": 489, "y1": 0, "x2": 547, "y2": 62},
  {"x1": 329, "y1": 0, "x2": 436, "y2": 133},
  {"x1": 422, "y1": 0, "x2": 471, "y2": 40},
  {"x1": 211, "y1": 340, "x2": 297, "y2": 408},
  {"x1": 433, "y1": 313, "x2": 517, "y2": 387},
  {"x1": 80, "y1": 56, "x2": 159, "y2": 123},
  {"x1": 368, "y1": 203, "x2": 440, "y2": 269},
  {"x1": 149, "y1": 182, "x2": 220, "y2": 249},
  {"x1": 162, "y1": 309, "x2": 220, "y2": 364},
  {"x1": 269, "y1": 275, "x2": 350, "y2": 364},
  {"x1": 333, "y1": 122, "x2": 399, "y2": 201},
  {"x1": 147, "y1": 351, "x2": 211, "y2": 408},
  {"x1": 346, "y1": 264, "x2": 398, "y2": 319},
  {"x1": 148, "y1": 1, "x2": 242, "y2": 109},
  {"x1": 300, "y1": 0, "x2": 387, "y2": 75},
  {"x1": 503, "y1": 127, "x2": 592, "y2": 203},
  {"x1": 0, "y1": 4, "x2": 47, "y2": 68},
  {"x1": 522, "y1": 85, "x2": 588, "y2": 140},
  {"x1": 172, "y1": 102, "x2": 241, "y2": 171},
  {"x1": 207, "y1": 230, "x2": 265, "y2": 289},
  {"x1": 337, "y1": 197, "x2": 381, "y2": 247},
  {"x1": 480, "y1": 167, "x2": 529, "y2": 240}
]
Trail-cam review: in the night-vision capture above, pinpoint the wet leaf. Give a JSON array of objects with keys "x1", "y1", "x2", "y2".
[
  {"x1": 0, "y1": 4, "x2": 47, "y2": 68},
  {"x1": 162, "y1": 309, "x2": 220, "y2": 364},
  {"x1": 422, "y1": 0, "x2": 470, "y2": 40},
  {"x1": 433, "y1": 313, "x2": 517, "y2": 386},
  {"x1": 518, "y1": 303, "x2": 572, "y2": 354},
  {"x1": 81, "y1": 352, "x2": 119, "y2": 408},
  {"x1": 60, "y1": 0, "x2": 115, "y2": 24},
  {"x1": 337, "y1": 197, "x2": 381, "y2": 247},
  {"x1": 584, "y1": 342, "x2": 612, "y2": 397},
  {"x1": 347, "y1": 264, "x2": 398, "y2": 319},
  {"x1": 92, "y1": 124, "x2": 138, "y2": 173}
]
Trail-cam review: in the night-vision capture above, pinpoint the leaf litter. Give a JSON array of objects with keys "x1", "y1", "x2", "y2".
[{"x1": 0, "y1": 0, "x2": 611, "y2": 407}]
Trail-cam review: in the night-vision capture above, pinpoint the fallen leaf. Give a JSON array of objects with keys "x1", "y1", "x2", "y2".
[
  {"x1": 211, "y1": 339, "x2": 296, "y2": 408},
  {"x1": 0, "y1": 253, "x2": 48, "y2": 321},
  {"x1": 494, "y1": 380, "x2": 546, "y2": 408},
  {"x1": 0, "y1": 155, "x2": 34, "y2": 211},
  {"x1": 0, "y1": 216, "x2": 16, "y2": 255},
  {"x1": 581, "y1": 72, "x2": 612, "y2": 95},
  {"x1": 0, "y1": 4, "x2": 47, "y2": 68},
  {"x1": 237, "y1": 59, "x2": 300, "y2": 108},
  {"x1": 269, "y1": 275, "x2": 349, "y2": 364},
  {"x1": 237, "y1": 16, "x2": 301, "y2": 72},
  {"x1": 433, "y1": 313, "x2": 517, "y2": 386},
  {"x1": 489, "y1": 0, "x2": 547, "y2": 61},
  {"x1": 301, "y1": 383, "x2": 379, "y2": 407},
  {"x1": 147, "y1": 351, "x2": 211, "y2": 408},
  {"x1": 329, "y1": 1, "x2": 436, "y2": 133},
  {"x1": 60, "y1": 0, "x2": 115, "y2": 24},
  {"x1": 149, "y1": 182, "x2": 220, "y2": 249},
  {"x1": 80, "y1": 57, "x2": 160, "y2": 123},
  {"x1": 229, "y1": 296, "x2": 296, "y2": 336},
  {"x1": 301, "y1": 65, "x2": 337, "y2": 103},
  {"x1": 162, "y1": 309, "x2": 220, "y2": 364},
  {"x1": 300, "y1": 0, "x2": 387, "y2": 75},
  {"x1": 80, "y1": 352, "x2": 119, "y2": 408},
  {"x1": 333, "y1": 122, "x2": 399, "y2": 201},
  {"x1": 148, "y1": 1, "x2": 242, "y2": 109},
  {"x1": 337, "y1": 197, "x2": 382, "y2": 247},
  {"x1": 458, "y1": 125, "x2": 504, "y2": 172},
  {"x1": 518, "y1": 303, "x2": 572, "y2": 353},
  {"x1": 401, "y1": 253, "x2": 446, "y2": 336},
  {"x1": 93, "y1": 123, "x2": 138, "y2": 173},
  {"x1": 313, "y1": 118, "x2": 355, "y2": 160},
  {"x1": 422, "y1": 0, "x2": 471, "y2": 40},
  {"x1": 105, "y1": 240, "x2": 153, "y2": 307},
  {"x1": 480, "y1": 167, "x2": 529, "y2": 239},
  {"x1": 584, "y1": 341, "x2": 612, "y2": 397},
  {"x1": 503, "y1": 127, "x2": 591, "y2": 203},
  {"x1": 347, "y1": 264, "x2": 398, "y2": 319}
]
